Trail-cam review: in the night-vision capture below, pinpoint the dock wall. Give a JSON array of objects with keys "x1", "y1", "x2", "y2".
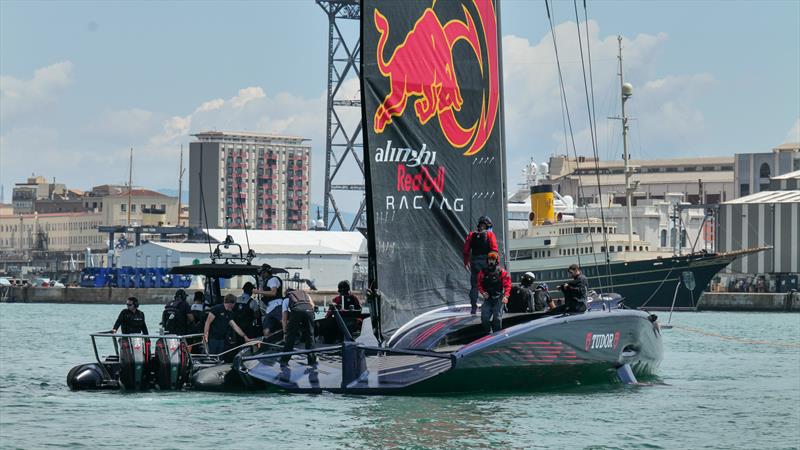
[
  {"x1": 696, "y1": 292, "x2": 800, "y2": 312},
  {"x1": 2, "y1": 287, "x2": 798, "y2": 312},
  {"x1": 0, "y1": 287, "x2": 340, "y2": 306}
]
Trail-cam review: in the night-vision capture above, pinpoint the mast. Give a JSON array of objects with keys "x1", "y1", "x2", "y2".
[
  {"x1": 127, "y1": 147, "x2": 133, "y2": 226},
  {"x1": 616, "y1": 35, "x2": 636, "y2": 251},
  {"x1": 177, "y1": 145, "x2": 185, "y2": 226}
]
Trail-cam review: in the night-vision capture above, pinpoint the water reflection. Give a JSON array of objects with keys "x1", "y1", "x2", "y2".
[{"x1": 349, "y1": 395, "x2": 515, "y2": 448}]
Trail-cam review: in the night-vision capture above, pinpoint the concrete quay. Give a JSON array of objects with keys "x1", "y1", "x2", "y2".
[{"x1": 696, "y1": 292, "x2": 800, "y2": 312}]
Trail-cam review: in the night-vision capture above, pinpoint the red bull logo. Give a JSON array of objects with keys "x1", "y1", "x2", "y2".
[{"x1": 373, "y1": 1, "x2": 499, "y2": 156}]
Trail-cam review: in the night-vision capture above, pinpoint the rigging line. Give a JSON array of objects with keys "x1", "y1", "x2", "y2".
[
  {"x1": 545, "y1": 0, "x2": 588, "y2": 269},
  {"x1": 581, "y1": 0, "x2": 614, "y2": 291},
  {"x1": 569, "y1": 0, "x2": 601, "y2": 278},
  {"x1": 199, "y1": 143, "x2": 214, "y2": 259},
  {"x1": 638, "y1": 267, "x2": 674, "y2": 308},
  {"x1": 233, "y1": 159, "x2": 252, "y2": 258}
]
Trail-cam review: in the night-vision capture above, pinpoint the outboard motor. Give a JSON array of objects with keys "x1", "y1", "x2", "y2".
[
  {"x1": 66, "y1": 363, "x2": 107, "y2": 390},
  {"x1": 154, "y1": 337, "x2": 191, "y2": 390},
  {"x1": 118, "y1": 337, "x2": 150, "y2": 390}
]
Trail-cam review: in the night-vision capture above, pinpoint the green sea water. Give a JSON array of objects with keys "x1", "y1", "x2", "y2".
[{"x1": 1, "y1": 303, "x2": 798, "y2": 449}]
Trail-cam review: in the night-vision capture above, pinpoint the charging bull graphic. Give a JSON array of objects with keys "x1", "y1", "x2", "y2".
[{"x1": 373, "y1": 1, "x2": 499, "y2": 156}]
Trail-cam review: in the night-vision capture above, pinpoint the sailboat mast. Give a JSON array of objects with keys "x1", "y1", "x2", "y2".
[
  {"x1": 127, "y1": 147, "x2": 133, "y2": 226},
  {"x1": 617, "y1": 36, "x2": 634, "y2": 250}
]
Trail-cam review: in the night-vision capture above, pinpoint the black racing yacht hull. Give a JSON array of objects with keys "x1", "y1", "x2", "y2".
[
  {"x1": 237, "y1": 305, "x2": 663, "y2": 394},
  {"x1": 510, "y1": 251, "x2": 753, "y2": 310}
]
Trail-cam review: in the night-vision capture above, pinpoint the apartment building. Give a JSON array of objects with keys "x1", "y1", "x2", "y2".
[{"x1": 189, "y1": 131, "x2": 311, "y2": 230}]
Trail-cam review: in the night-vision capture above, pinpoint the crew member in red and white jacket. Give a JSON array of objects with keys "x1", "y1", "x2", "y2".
[
  {"x1": 477, "y1": 251, "x2": 511, "y2": 334},
  {"x1": 463, "y1": 215, "x2": 498, "y2": 315}
]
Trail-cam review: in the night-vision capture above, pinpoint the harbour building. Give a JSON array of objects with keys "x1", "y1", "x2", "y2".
[
  {"x1": 717, "y1": 170, "x2": 800, "y2": 292},
  {"x1": 189, "y1": 131, "x2": 311, "y2": 231},
  {"x1": 734, "y1": 142, "x2": 800, "y2": 197},
  {"x1": 545, "y1": 155, "x2": 734, "y2": 206},
  {"x1": 0, "y1": 180, "x2": 180, "y2": 275}
]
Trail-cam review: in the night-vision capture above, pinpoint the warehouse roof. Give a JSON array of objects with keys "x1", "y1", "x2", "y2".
[
  {"x1": 771, "y1": 170, "x2": 800, "y2": 180},
  {"x1": 723, "y1": 190, "x2": 800, "y2": 204}
]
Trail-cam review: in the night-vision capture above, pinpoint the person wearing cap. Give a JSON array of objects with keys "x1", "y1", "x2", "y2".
[
  {"x1": 162, "y1": 289, "x2": 190, "y2": 335},
  {"x1": 234, "y1": 281, "x2": 261, "y2": 340},
  {"x1": 255, "y1": 264, "x2": 285, "y2": 338},
  {"x1": 111, "y1": 296, "x2": 149, "y2": 334},
  {"x1": 257, "y1": 264, "x2": 283, "y2": 301},
  {"x1": 477, "y1": 251, "x2": 511, "y2": 334},
  {"x1": 463, "y1": 215, "x2": 499, "y2": 315},
  {"x1": 534, "y1": 280, "x2": 555, "y2": 311}
]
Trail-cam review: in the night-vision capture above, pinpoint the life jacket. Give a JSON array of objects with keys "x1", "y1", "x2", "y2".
[
  {"x1": 265, "y1": 276, "x2": 283, "y2": 299},
  {"x1": 233, "y1": 297, "x2": 256, "y2": 329},
  {"x1": 162, "y1": 299, "x2": 186, "y2": 334},
  {"x1": 508, "y1": 285, "x2": 532, "y2": 313},
  {"x1": 286, "y1": 289, "x2": 313, "y2": 312},
  {"x1": 481, "y1": 267, "x2": 504, "y2": 297},
  {"x1": 469, "y1": 231, "x2": 491, "y2": 256},
  {"x1": 334, "y1": 294, "x2": 359, "y2": 310},
  {"x1": 533, "y1": 288, "x2": 551, "y2": 311}
]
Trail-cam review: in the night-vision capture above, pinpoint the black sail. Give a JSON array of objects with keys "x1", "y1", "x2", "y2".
[{"x1": 360, "y1": 0, "x2": 506, "y2": 341}]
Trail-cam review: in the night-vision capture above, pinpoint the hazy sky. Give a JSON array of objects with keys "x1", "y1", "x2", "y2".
[{"x1": 2, "y1": 0, "x2": 798, "y2": 212}]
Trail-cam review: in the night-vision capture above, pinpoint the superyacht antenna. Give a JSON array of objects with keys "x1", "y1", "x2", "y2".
[
  {"x1": 610, "y1": 35, "x2": 638, "y2": 251},
  {"x1": 234, "y1": 166, "x2": 254, "y2": 263},
  {"x1": 177, "y1": 145, "x2": 185, "y2": 226},
  {"x1": 127, "y1": 148, "x2": 133, "y2": 226}
]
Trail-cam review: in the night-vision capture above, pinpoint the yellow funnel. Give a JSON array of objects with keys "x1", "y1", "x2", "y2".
[{"x1": 530, "y1": 185, "x2": 555, "y2": 225}]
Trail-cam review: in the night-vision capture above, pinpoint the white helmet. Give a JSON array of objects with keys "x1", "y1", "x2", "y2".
[{"x1": 521, "y1": 272, "x2": 536, "y2": 284}]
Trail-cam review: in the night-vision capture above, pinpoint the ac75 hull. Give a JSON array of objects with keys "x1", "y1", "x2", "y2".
[{"x1": 238, "y1": 307, "x2": 663, "y2": 394}]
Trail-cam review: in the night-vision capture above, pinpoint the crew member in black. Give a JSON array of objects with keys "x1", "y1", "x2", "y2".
[
  {"x1": 507, "y1": 272, "x2": 536, "y2": 313},
  {"x1": 477, "y1": 252, "x2": 512, "y2": 334},
  {"x1": 162, "y1": 289, "x2": 190, "y2": 335},
  {"x1": 112, "y1": 296, "x2": 149, "y2": 334},
  {"x1": 553, "y1": 264, "x2": 589, "y2": 314},
  {"x1": 186, "y1": 310, "x2": 205, "y2": 354},
  {"x1": 534, "y1": 282, "x2": 555, "y2": 311},
  {"x1": 280, "y1": 288, "x2": 317, "y2": 368},
  {"x1": 463, "y1": 216, "x2": 499, "y2": 315},
  {"x1": 234, "y1": 282, "x2": 261, "y2": 340},
  {"x1": 203, "y1": 294, "x2": 251, "y2": 356},
  {"x1": 322, "y1": 280, "x2": 362, "y2": 343}
]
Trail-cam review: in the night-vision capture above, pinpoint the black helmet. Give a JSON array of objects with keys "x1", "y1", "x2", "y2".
[
  {"x1": 260, "y1": 263, "x2": 272, "y2": 274},
  {"x1": 174, "y1": 289, "x2": 187, "y2": 302},
  {"x1": 478, "y1": 216, "x2": 493, "y2": 228},
  {"x1": 338, "y1": 280, "x2": 350, "y2": 294},
  {"x1": 242, "y1": 282, "x2": 255, "y2": 293}
]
